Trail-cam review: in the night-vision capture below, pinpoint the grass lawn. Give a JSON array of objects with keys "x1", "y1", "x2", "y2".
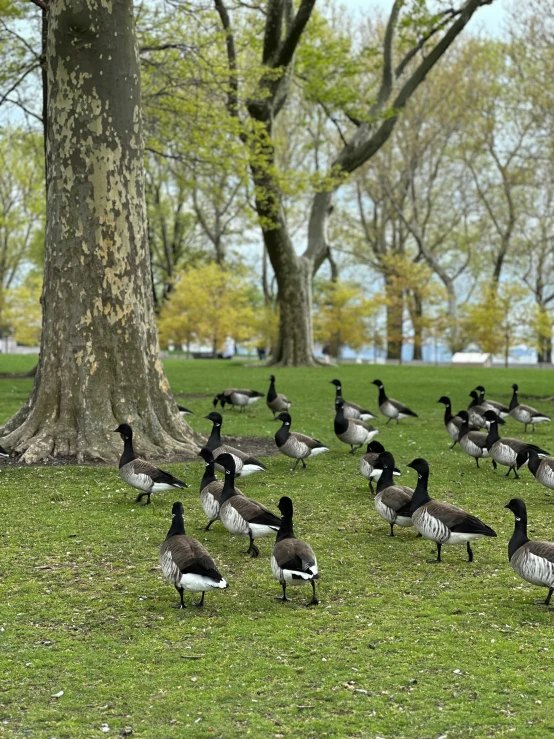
[{"x1": 2, "y1": 356, "x2": 554, "y2": 738}]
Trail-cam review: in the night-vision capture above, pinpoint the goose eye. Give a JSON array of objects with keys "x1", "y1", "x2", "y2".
[{"x1": 515, "y1": 516, "x2": 521, "y2": 521}]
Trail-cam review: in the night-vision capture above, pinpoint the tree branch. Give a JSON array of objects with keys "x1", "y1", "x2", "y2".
[
  {"x1": 29, "y1": 0, "x2": 47, "y2": 10},
  {"x1": 213, "y1": 0, "x2": 240, "y2": 120}
]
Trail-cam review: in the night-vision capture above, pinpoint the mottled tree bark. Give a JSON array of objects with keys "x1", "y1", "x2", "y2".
[
  {"x1": 385, "y1": 276, "x2": 403, "y2": 361},
  {"x1": 0, "y1": 0, "x2": 199, "y2": 463}
]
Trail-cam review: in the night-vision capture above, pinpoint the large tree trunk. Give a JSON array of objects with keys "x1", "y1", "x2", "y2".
[
  {"x1": 385, "y1": 276, "x2": 403, "y2": 360},
  {"x1": 0, "y1": 0, "x2": 199, "y2": 463}
]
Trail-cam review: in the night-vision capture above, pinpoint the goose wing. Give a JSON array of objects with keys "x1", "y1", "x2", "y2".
[
  {"x1": 467, "y1": 431, "x2": 488, "y2": 449},
  {"x1": 425, "y1": 501, "x2": 496, "y2": 536},
  {"x1": 215, "y1": 445, "x2": 267, "y2": 469},
  {"x1": 291, "y1": 432, "x2": 327, "y2": 450},
  {"x1": 526, "y1": 541, "x2": 554, "y2": 565},
  {"x1": 390, "y1": 398, "x2": 418, "y2": 417},
  {"x1": 380, "y1": 486, "x2": 413, "y2": 514},
  {"x1": 163, "y1": 536, "x2": 223, "y2": 579},
  {"x1": 132, "y1": 459, "x2": 185, "y2": 487},
  {"x1": 501, "y1": 438, "x2": 550, "y2": 456},
  {"x1": 231, "y1": 496, "x2": 281, "y2": 527},
  {"x1": 349, "y1": 418, "x2": 376, "y2": 432},
  {"x1": 273, "y1": 539, "x2": 317, "y2": 573}
]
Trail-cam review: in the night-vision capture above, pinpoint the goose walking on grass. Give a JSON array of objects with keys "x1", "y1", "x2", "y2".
[
  {"x1": 437, "y1": 396, "x2": 463, "y2": 448},
  {"x1": 457, "y1": 410, "x2": 500, "y2": 468},
  {"x1": 267, "y1": 375, "x2": 291, "y2": 417},
  {"x1": 484, "y1": 411, "x2": 550, "y2": 479},
  {"x1": 359, "y1": 441, "x2": 400, "y2": 493},
  {"x1": 204, "y1": 411, "x2": 266, "y2": 477},
  {"x1": 271, "y1": 496, "x2": 319, "y2": 606},
  {"x1": 371, "y1": 380, "x2": 417, "y2": 424},
  {"x1": 516, "y1": 449, "x2": 554, "y2": 492},
  {"x1": 274, "y1": 412, "x2": 329, "y2": 471},
  {"x1": 177, "y1": 405, "x2": 194, "y2": 418},
  {"x1": 467, "y1": 391, "x2": 489, "y2": 429},
  {"x1": 509, "y1": 383, "x2": 551, "y2": 433},
  {"x1": 113, "y1": 424, "x2": 188, "y2": 505},
  {"x1": 505, "y1": 498, "x2": 554, "y2": 608},
  {"x1": 159, "y1": 502, "x2": 228, "y2": 608},
  {"x1": 329, "y1": 379, "x2": 376, "y2": 421},
  {"x1": 474, "y1": 386, "x2": 509, "y2": 419},
  {"x1": 214, "y1": 388, "x2": 264, "y2": 412},
  {"x1": 335, "y1": 399, "x2": 379, "y2": 454},
  {"x1": 217, "y1": 453, "x2": 281, "y2": 557},
  {"x1": 198, "y1": 447, "x2": 244, "y2": 531},
  {"x1": 373, "y1": 452, "x2": 414, "y2": 537},
  {"x1": 407, "y1": 458, "x2": 497, "y2": 563}
]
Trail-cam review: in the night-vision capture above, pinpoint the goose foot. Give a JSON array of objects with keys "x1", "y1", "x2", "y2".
[
  {"x1": 307, "y1": 598, "x2": 319, "y2": 607},
  {"x1": 173, "y1": 587, "x2": 186, "y2": 608},
  {"x1": 415, "y1": 533, "x2": 422, "y2": 538},
  {"x1": 193, "y1": 592, "x2": 205, "y2": 607},
  {"x1": 278, "y1": 585, "x2": 289, "y2": 601},
  {"x1": 172, "y1": 603, "x2": 187, "y2": 609},
  {"x1": 199, "y1": 519, "x2": 217, "y2": 532}
]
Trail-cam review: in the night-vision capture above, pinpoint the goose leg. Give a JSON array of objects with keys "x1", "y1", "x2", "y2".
[
  {"x1": 349, "y1": 445, "x2": 356, "y2": 454},
  {"x1": 200, "y1": 518, "x2": 217, "y2": 532},
  {"x1": 369, "y1": 480, "x2": 374, "y2": 494},
  {"x1": 505, "y1": 467, "x2": 512, "y2": 478},
  {"x1": 136, "y1": 492, "x2": 145, "y2": 504},
  {"x1": 545, "y1": 588, "x2": 553, "y2": 607},
  {"x1": 308, "y1": 580, "x2": 319, "y2": 606},
  {"x1": 475, "y1": 458, "x2": 480, "y2": 468},
  {"x1": 301, "y1": 459, "x2": 307, "y2": 469},
  {"x1": 492, "y1": 459, "x2": 497, "y2": 470},
  {"x1": 427, "y1": 542, "x2": 442, "y2": 563},
  {"x1": 244, "y1": 534, "x2": 259, "y2": 558},
  {"x1": 146, "y1": 493, "x2": 152, "y2": 505},
  {"x1": 524, "y1": 423, "x2": 528, "y2": 433},
  {"x1": 193, "y1": 591, "x2": 205, "y2": 607},
  {"x1": 290, "y1": 458, "x2": 301, "y2": 472},
  {"x1": 532, "y1": 424, "x2": 535, "y2": 433},
  {"x1": 279, "y1": 583, "x2": 289, "y2": 601},
  {"x1": 466, "y1": 542, "x2": 474, "y2": 562},
  {"x1": 385, "y1": 418, "x2": 392, "y2": 425},
  {"x1": 513, "y1": 467, "x2": 520, "y2": 479},
  {"x1": 449, "y1": 440, "x2": 457, "y2": 450},
  {"x1": 172, "y1": 586, "x2": 186, "y2": 609},
  {"x1": 388, "y1": 523, "x2": 395, "y2": 537}
]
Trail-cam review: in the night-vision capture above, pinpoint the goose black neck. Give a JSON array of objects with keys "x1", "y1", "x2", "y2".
[
  {"x1": 377, "y1": 385, "x2": 388, "y2": 404},
  {"x1": 276, "y1": 514, "x2": 295, "y2": 542},
  {"x1": 509, "y1": 387, "x2": 518, "y2": 411},
  {"x1": 220, "y1": 469, "x2": 238, "y2": 503},
  {"x1": 166, "y1": 512, "x2": 186, "y2": 539},
  {"x1": 275, "y1": 420, "x2": 290, "y2": 448},
  {"x1": 376, "y1": 464, "x2": 394, "y2": 493},
  {"x1": 527, "y1": 450, "x2": 541, "y2": 477},
  {"x1": 206, "y1": 422, "x2": 221, "y2": 450},
  {"x1": 200, "y1": 460, "x2": 216, "y2": 491},
  {"x1": 268, "y1": 379, "x2": 277, "y2": 402},
  {"x1": 334, "y1": 385, "x2": 343, "y2": 401},
  {"x1": 468, "y1": 394, "x2": 479, "y2": 409},
  {"x1": 334, "y1": 405, "x2": 348, "y2": 435},
  {"x1": 119, "y1": 436, "x2": 136, "y2": 468},
  {"x1": 486, "y1": 418, "x2": 500, "y2": 448},
  {"x1": 508, "y1": 511, "x2": 529, "y2": 560},
  {"x1": 442, "y1": 402, "x2": 453, "y2": 424},
  {"x1": 410, "y1": 470, "x2": 431, "y2": 512},
  {"x1": 458, "y1": 416, "x2": 469, "y2": 440}
]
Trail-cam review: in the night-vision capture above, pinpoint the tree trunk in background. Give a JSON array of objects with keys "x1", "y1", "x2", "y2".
[
  {"x1": 0, "y1": 0, "x2": 199, "y2": 463},
  {"x1": 385, "y1": 276, "x2": 403, "y2": 360},
  {"x1": 538, "y1": 336, "x2": 552, "y2": 364},
  {"x1": 411, "y1": 292, "x2": 423, "y2": 361}
]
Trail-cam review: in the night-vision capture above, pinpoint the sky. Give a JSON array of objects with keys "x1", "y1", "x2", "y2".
[{"x1": 344, "y1": 0, "x2": 509, "y2": 37}]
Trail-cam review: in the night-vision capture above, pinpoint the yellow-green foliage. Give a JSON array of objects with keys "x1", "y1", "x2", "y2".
[
  {"x1": 4, "y1": 270, "x2": 42, "y2": 345},
  {"x1": 313, "y1": 280, "x2": 377, "y2": 355},
  {"x1": 157, "y1": 262, "x2": 257, "y2": 352}
]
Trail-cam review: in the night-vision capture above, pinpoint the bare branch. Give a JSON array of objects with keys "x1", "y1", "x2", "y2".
[
  {"x1": 29, "y1": 0, "x2": 47, "y2": 10},
  {"x1": 213, "y1": 0, "x2": 240, "y2": 119}
]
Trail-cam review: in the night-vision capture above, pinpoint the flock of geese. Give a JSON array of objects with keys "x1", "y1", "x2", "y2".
[{"x1": 103, "y1": 376, "x2": 554, "y2": 611}]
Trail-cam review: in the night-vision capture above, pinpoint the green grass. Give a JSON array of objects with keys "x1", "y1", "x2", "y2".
[{"x1": 2, "y1": 357, "x2": 554, "y2": 737}]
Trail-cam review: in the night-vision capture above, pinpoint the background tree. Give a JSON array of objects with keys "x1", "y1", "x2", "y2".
[
  {"x1": 0, "y1": 0, "x2": 198, "y2": 463},
  {"x1": 157, "y1": 262, "x2": 256, "y2": 355}
]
